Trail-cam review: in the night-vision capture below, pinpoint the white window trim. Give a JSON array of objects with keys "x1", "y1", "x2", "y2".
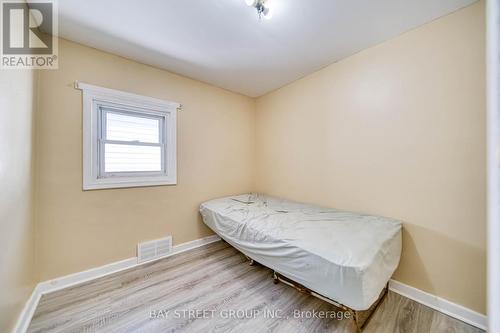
[{"x1": 76, "y1": 81, "x2": 179, "y2": 190}]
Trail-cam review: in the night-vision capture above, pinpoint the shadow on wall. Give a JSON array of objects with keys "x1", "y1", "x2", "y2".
[{"x1": 393, "y1": 223, "x2": 486, "y2": 314}]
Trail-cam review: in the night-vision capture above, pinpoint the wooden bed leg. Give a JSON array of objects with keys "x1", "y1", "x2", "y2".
[
  {"x1": 353, "y1": 283, "x2": 389, "y2": 331},
  {"x1": 353, "y1": 311, "x2": 362, "y2": 333},
  {"x1": 245, "y1": 255, "x2": 256, "y2": 266},
  {"x1": 270, "y1": 271, "x2": 387, "y2": 332}
]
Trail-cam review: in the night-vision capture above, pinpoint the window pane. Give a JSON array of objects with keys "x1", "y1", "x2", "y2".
[
  {"x1": 104, "y1": 144, "x2": 162, "y2": 172},
  {"x1": 106, "y1": 111, "x2": 160, "y2": 143}
]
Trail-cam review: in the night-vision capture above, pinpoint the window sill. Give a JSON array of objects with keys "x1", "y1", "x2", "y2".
[{"x1": 83, "y1": 176, "x2": 177, "y2": 190}]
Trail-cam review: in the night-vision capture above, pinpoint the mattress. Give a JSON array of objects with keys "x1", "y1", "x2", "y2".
[{"x1": 199, "y1": 194, "x2": 402, "y2": 311}]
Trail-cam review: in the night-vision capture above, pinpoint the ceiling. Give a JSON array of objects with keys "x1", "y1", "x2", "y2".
[{"x1": 57, "y1": 0, "x2": 476, "y2": 97}]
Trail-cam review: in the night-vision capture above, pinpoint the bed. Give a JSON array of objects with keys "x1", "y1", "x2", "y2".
[{"x1": 199, "y1": 194, "x2": 402, "y2": 328}]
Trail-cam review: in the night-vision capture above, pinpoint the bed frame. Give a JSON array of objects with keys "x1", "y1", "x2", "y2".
[{"x1": 247, "y1": 256, "x2": 388, "y2": 332}]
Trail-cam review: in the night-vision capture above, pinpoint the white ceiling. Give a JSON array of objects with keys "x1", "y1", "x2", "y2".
[{"x1": 57, "y1": 0, "x2": 476, "y2": 97}]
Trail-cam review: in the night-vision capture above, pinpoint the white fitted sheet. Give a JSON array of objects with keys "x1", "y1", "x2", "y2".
[{"x1": 200, "y1": 194, "x2": 402, "y2": 311}]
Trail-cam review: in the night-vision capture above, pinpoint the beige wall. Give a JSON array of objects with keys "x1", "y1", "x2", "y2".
[
  {"x1": 35, "y1": 39, "x2": 255, "y2": 281},
  {"x1": 255, "y1": 2, "x2": 486, "y2": 314},
  {"x1": 0, "y1": 70, "x2": 37, "y2": 331},
  {"x1": 30, "y1": 0, "x2": 485, "y2": 320}
]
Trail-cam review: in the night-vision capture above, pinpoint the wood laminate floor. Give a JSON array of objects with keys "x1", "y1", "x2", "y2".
[{"x1": 27, "y1": 241, "x2": 483, "y2": 333}]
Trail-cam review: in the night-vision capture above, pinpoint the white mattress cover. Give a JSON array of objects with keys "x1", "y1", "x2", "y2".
[{"x1": 200, "y1": 194, "x2": 402, "y2": 311}]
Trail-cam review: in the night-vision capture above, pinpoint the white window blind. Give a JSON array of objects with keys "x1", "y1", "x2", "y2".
[
  {"x1": 106, "y1": 112, "x2": 160, "y2": 143},
  {"x1": 100, "y1": 110, "x2": 164, "y2": 174}
]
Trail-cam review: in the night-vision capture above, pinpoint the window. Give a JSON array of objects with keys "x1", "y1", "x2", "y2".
[{"x1": 77, "y1": 82, "x2": 178, "y2": 190}]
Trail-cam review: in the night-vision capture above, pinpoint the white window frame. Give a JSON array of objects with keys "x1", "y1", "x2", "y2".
[{"x1": 76, "y1": 82, "x2": 178, "y2": 190}]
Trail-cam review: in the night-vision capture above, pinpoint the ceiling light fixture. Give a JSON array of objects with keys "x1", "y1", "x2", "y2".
[{"x1": 245, "y1": 0, "x2": 272, "y2": 20}]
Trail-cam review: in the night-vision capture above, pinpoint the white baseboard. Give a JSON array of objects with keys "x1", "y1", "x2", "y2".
[
  {"x1": 36, "y1": 234, "x2": 221, "y2": 294},
  {"x1": 12, "y1": 236, "x2": 486, "y2": 333},
  {"x1": 11, "y1": 234, "x2": 220, "y2": 333},
  {"x1": 389, "y1": 279, "x2": 487, "y2": 331},
  {"x1": 10, "y1": 285, "x2": 43, "y2": 333}
]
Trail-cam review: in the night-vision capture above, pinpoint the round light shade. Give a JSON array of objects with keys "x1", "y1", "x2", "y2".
[
  {"x1": 245, "y1": 0, "x2": 257, "y2": 7},
  {"x1": 263, "y1": 6, "x2": 272, "y2": 19}
]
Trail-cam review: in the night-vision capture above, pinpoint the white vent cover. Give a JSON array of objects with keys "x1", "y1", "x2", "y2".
[{"x1": 137, "y1": 236, "x2": 172, "y2": 263}]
